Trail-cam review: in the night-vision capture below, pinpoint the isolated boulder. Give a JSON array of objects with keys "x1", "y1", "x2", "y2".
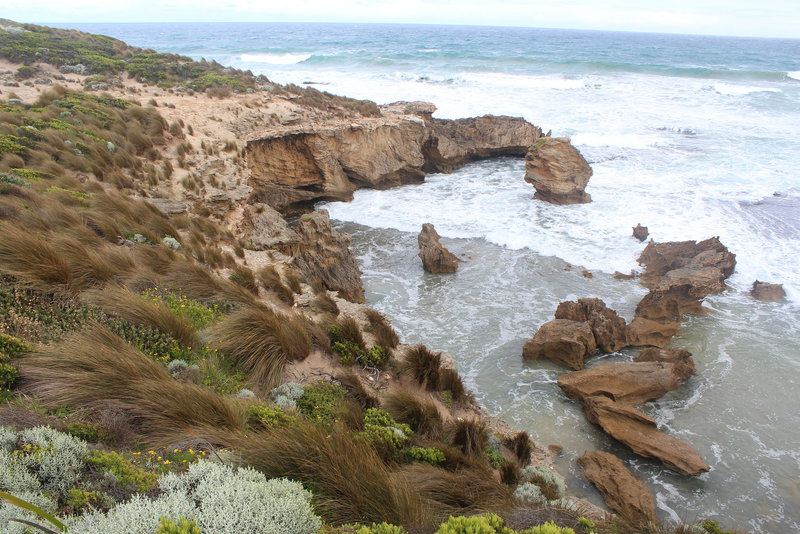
[
  {"x1": 750, "y1": 281, "x2": 786, "y2": 301},
  {"x1": 418, "y1": 223, "x2": 459, "y2": 274},
  {"x1": 633, "y1": 224, "x2": 649, "y2": 242},
  {"x1": 522, "y1": 319, "x2": 596, "y2": 370},
  {"x1": 578, "y1": 450, "x2": 656, "y2": 522},
  {"x1": 555, "y1": 298, "x2": 628, "y2": 353},
  {"x1": 524, "y1": 137, "x2": 592, "y2": 205},
  {"x1": 583, "y1": 396, "x2": 710, "y2": 476},
  {"x1": 557, "y1": 360, "x2": 696, "y2": 405},
  {"x1": 294, "y1": 209, "x2": 365, "y2": 303}
]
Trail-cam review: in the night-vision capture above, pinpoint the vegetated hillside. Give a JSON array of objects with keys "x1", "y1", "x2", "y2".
[{"x1": 0, "y1": 21, "x2": 735, "y2": 534}]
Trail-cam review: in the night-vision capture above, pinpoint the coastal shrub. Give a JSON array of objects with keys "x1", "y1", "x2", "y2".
[
  {"x1": 270, "y1": 381, "x2": 305, "y2": 409},
  {"x1": 155, "y1": 517, "x2": 202, "y2": 534},
  {"x1": 141, "y1": 288, "x2": 221, "y2": 330},
  {"x1": 403, "y1": 446, "x2": 446, "y2": 466},
  {"x1": 365, "y1": 308, "x2": 399, "y2": 349},
  {"x1": 0, "y1": 362, "x2": 18, "y2": 388},
  {"x1": 515, "y1": 482, "x2": 547, "y2": 505},
  {"x1": 247, "y1": 404, "x2": 297, "y2": 430},
  {"x1": 257, "y1": 265, "x2": 294, "y2": 305},
  {"x1": 330, "y1": 316, "x2": 366, "y2": 351},
  {"x1": 519, "y1": 465, "x2": 565, "y2": 501},
  {"x1": 401, "y1": 345, "x2": 442, "y2": 391},
  {"x1": 297, "y1": 381, "x2": 347, "y2": 428},
  {"x1": 19, "y1": 326, "x2": 247, "y2": 444},
  {"x1": 484, "y1": 446, "x2": 505, "y2": 468},
  {"x1": 383, "y1": 390, "x2": 442, "y2": 438},
  {"x1": 329, "y1": 523, "x2": 408, "y2": 534},
  {"x1": 434, "y1": 513, "x2": 506, "y2": 534},
  {"x1": 361, "y1": 408, "x2": 412, "y2": 456},
  {"x1": 86, "y1": 449, "x2": 159, "y2": 493},
  {"x1": 63, "y1": 421, "x2": 113, "y2": 445},
  {"x1": 71, "y1": 461, "x2": 321, "y2": 534},
  {"x1": 525, "y1": 523, "x2": 576, "y2": 534},
  {"x1": 701, "y1": 520, "x2": 733, "y2": 534},
  {"x1": 333, "y1": 339, "x2": 364, "y2": 365},
  {"x1": 212, "y1": 305, "x2": 311, "y2": 390},
  {"x1": 0, "y1": 489, "x2": 59, "y2": 534},
  {"x1": 362, "y1": 345, "x2": 389, "y2": 368}
]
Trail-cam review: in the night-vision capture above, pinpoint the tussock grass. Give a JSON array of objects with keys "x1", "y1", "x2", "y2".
[
  {"x1": 84, "y1": 285, "x2": 198, "y2": 348},
  {"x1": 211, "y1": 305, "x2": 311, "y2": 390},
  {"x1": 257, "y1": 265, "x2": 294, "y2": 305},
  {"x1": 337, "y1": 316, "x2": 366, "y2": 351},
  {"x1": 440, "y1": 367, "x2": 469, "y2": 403},
  {"x1": 285, "y1": 269, "x2": 302, "y2": 294},
  {"x1": 18, "y1": 325, "x2": 247, "y2": 445},
  {"x1": 0, "y1": 221, "x2": 72, "y2": 291},
  {"x1": 229, "y1": 264, "x2": 259, "y2": 295},
  {"x1": 365, "y1": 308, "x2": 399, "y2": 349},
  {"x1": 400, "y1": 345, "x2": 441, "y2": 391},
  {"x1": 383, "y1": 390, "x2": 442, "y2": 438},
  {"x1": 225, "y1": 421, "x2": 429, "y2": 526},
  {"x1": 504, "y1": 431, "x2": 533, "y2": 468},
  {"x1": 312, "y1": 291, "x2": 339, "y2": 315},
  {"x1": 338, "y1": 369, "x2": 379, "y2": 410},
  {"x1": 450, "y1": 418, "x2": 488, "y2": 458}
]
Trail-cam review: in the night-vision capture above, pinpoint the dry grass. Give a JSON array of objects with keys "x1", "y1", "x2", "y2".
[
  {"x1": 84, "y1": 285, "x2": 198, "y2": 348},
  {"x1": 337, "y1": 316, "x2": 366, "y2": 351},
  {"x1": 450, "y1": 418, "x2": 488, "y2": 458},
  {"x1": 338, "y1": 369, "x2": 379, "y2": 410},
  {"x1": 504, "y1": 431, "x2": 533, "y2": 468},
  {"x1": 224, "y1": 422, "x2": 429, "y2": 527},
  {"x1": 229, "y1": 264, "x2": 259, "y2": 295},
  {"x1": 439, "y1": 367, "x2": 469, "y2": 403},
  {"x1": 285, "y1": 269, "x2": 302, "y2": 294},
  {"x1": 211, "y1": 305, "x2": 311, "y2": 390},
  {"x1": 400, "y1": 345, "x2": 441, "y2": 391},
  {"x1": 383, "y1": 390, "x2": 442, "y2": 438},
  {"x1": 365, "y1": 308, "x2": 399, "y2": 349},
  {"x1": 17, "y1": 325, "x2": 247, "y2": 445},
  {"x1": 312, "y1": 291, "x2": 339, "y2": 315},
  {"x1": 256, "y1": 265, "x2": 294, "y2": 305},
  {"x1": 0, "y1": 221, "x2": 72, "y2": 291}
]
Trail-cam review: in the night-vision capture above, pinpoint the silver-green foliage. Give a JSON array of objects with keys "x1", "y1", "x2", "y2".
[
  {"x1": 519, "y1": 465, "x2": 566, "y2": 500},
  {"x1": 514, "y1": 482, "x2": 546, "y2": 505},
  {"x1": 71, "y1": 460, "x2": 322, "y2": 534},
  {"x1": 270, "y1": 381, "x2": 304, "y2": 410}
]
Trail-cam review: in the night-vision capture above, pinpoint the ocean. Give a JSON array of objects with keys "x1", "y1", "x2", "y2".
[{"x1": 56, "y1": 22, "x2": 800, "y2": 532}]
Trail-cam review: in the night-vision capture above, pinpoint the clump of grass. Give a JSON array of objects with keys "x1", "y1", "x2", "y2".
[
  {"x1": 365, "y1": 308, "x2": 399, "y2": 349},
  {"x1": 229, "y1": 264, "x2": 259, "y2": 295},
  {"x1": 439, "y1": 367, "x2": 469, "y2": 403},
  {"x1": 450, "y1": 419, "x2": 488, "y2": 458},
  {"x1": 211, "y1": 305, "x2": 311, "y2": 390},
  {"x1": 504, "y1": 431, "x2": 533, "y2": 468},
  {"x1": 18, "y1": 325, "x2": 247, "y2": 444},
  {"x1": 400, "y1": 345, "x2": 441, "y2": 391},
  {"x1": 312, "y1": 290, "x2": 339, "y2": 315},
  {"x1": 338, "y1": 368, "x2": 379, "y2": 410},
  {"x1": 0, "y1": 220, "x2": 72, "y2": 291},
  {"x1": 335, "y1": 316, "x2": 366, "y2": 351},
  {"x1": 257, "y1": 265, "x2": 294, "y2": 305},
  {"x1": 383, "y1": 390, "x2": 442, "y2": 439}
]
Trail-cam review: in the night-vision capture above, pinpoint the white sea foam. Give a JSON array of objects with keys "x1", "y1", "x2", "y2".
[
  {"x1": 709, "y1": 83, "x2": 781, "y2": 96},
  {"x1": 239, "y1": 52, "x2": 312, "y2": 64},
  {"x1": 787, "y1": 71, "x2": 800, "y2": 81},
  {"x1": 572, "y1": 132, "x2": 670, "y2": 149}
]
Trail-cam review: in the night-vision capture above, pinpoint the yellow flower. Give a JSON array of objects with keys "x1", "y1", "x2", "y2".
[
  {"x1": 148, "y1": 450, "x2": 155, "y2": 455},
  {"x1": 173, "y1": 448, "x2": 180, "y2": 453},
  {"x1": 163, "y1": 460, "x2": 171, "y2": 465}
]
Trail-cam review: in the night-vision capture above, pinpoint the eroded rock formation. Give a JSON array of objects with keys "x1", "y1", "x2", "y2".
[
  {"x1": 293, "y1": 209, "x2": 365, "y2": 303},
  {"x1": 522, "y1": 319, "x2": 596, "y2": 370},
  {"x1": 635, "y1": 347, "x2": 697, "y2": 377},
  {"x1": 555, "y1": 298, "x2": 628, "y2": 353},
  {"x1": 633, "y1": 224, "x2": 649, "y2": 242},
  {"x1": 524, "y1": 137, "x2": 592, "y2": 205},
  {"x1": 246, "y1": 103, "x2": 541, "y2": 213},
  {"x1": 237, "y1": 202, "x2": 299, "y2": 253},
  {"x1": 417, "y1": 223, "x2": 459, "y2": 274},
  {"x1": 578, "y1": 450, "x2": 656, "y2": 522},
  {"x1": 751, "y1": 280, "x2": 786, "y2": 301},
  {"x1": 583, "y1": 396, "x2": 710, "y2": 476}
]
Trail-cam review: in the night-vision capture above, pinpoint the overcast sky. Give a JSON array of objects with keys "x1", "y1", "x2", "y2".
[{"x1": 4, "y1": 0, "x2": 800, "y2": 39}]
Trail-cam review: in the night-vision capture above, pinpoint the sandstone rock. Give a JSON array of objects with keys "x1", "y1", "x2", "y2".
[
  {"x1": 237, "y1": 203, "x2": 299, "y2": 253},
  {"x1": 293, "y1": 209, "x2": 365, "y2": 303},
  {"x1": 557, "y1": 360, "x2": 696, "y2": 405},
  {"x1": 613, "y1": 271, "x2": 635, "y2": 280},
  {"x1": 583, "y1": 396, "x2": 709, "y2": 476},
  {"x1": 637, "y1": 237, "x2": 736, "y2": 290},
  {"x1": 633, "y1": 224, "x2": 649, "y2": 242},
  {"x1": 147, "y1": 198, "x2": 188, "y2": 216},
  {"x1": 635, "y1": 347, "x2": 697, "y2": 377},
  {"x1": 417, "y1": 223, "x2": 459, "y2": 274},
  {"x1": 246, "y1": 111, "x2": 540, "y2": 213},
  {"x1": 524, "y1": 137, "x2": 592, "y2": 205},
  {"x1": 555, "y1": 298, "x2": 629, "y2": 353},
  {"x1": 751, "y1": 280, "x2": 786, "y2": 301},
  {"x1": 626, "y1": 317, "x2": 679, "y2": 348},
  {"x1": 578, "y1": 450, "x2": 656, "y2": 522},
  {"x1": 522, "y1": 319, "x2": 596, "y2": 370}
]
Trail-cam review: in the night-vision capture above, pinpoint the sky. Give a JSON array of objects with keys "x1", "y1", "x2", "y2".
[{"x1": 3, "y1": 0, "x2": 800, "y2": 39}]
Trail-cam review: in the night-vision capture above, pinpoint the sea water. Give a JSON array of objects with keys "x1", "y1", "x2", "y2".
[{"x1": 59, "y1": 23, "x2": 800, "y2": 532}]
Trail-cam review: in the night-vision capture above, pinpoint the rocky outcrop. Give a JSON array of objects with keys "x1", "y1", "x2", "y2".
[
  {"x1": 583, "y1": 396, "x2": 710, "y2": 476},
  {"x1": 293, "y1": 209, "x2": 365, "y2": 303},
  {"x1": 626, "y1": 317, "x2": 679, "y2": 348},
  {"x1": 522, "y1": 319, "x2": 596, "y2": 370},
  {"x1": 635, "y1": 347, "x2": 697, "y2": 377},
  {"x1": 635, "y1": 237, "x2": 736, "y2": 324},
  {"x1": 237, "y1": 202, "x2": 299, "y2": 253},
  {"x1": 246, "y1": 104, "x2": 540, "y2": 213},
  {"x1": 555, "y1": 298, "x2": 628, "y2": 353},
  {"x1": 633, "y1": 224, "x2": 648, "y2": 242},
  {"x1": 524, "y1": 137, "x2": 592, "y2": 205},
  {"x1": 417, "y1": 223, "x2": 459, "y2": 274},
  {"x1": 751, "y1": 281, "x2": 786, "y2": 301},
  {"x1": 578, "y1": 451, "x2": 656, "y2": 522},
  {"x1": 557, "y1": 360, "x2": 696, "y2": 405}
]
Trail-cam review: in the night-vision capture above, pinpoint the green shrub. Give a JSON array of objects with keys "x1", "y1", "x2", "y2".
[
  {"x1": 0, "y1": 362, "x2": 18, "y2": 388},
  {"x1": 66, "y1": 488, "x2": 105, "y2": 513},
  {"x1": 296, "y1": 381, "x2": 346, "y2": 428},
  {"x1": 86, "y1": 449, "x2": 159, "y2": 493},
  {"x1": 701, "y1": 520, "x2": 733, "y2": 534},
  {"x1": 331, "y1": 523, "x2": 408, "y2": 534},
  {"x1": 362, "y1": 345, "x2": 388, "y2": 368},
  {"x1": 247, "y1": 404, "x2": 297, "y2": 430},
  {"x1": 142, "y1": 288, "x2": 221, "y2": 330},
  {"x1": 403, "y1": 446, "x2": 445, "y2": 466},
  {"x1": 155, "y1": 517, "x2": 202, "y2": 534},
  {"x1": 333, "y1": 340, "x2": 363, "y2": 365},
  {"x1": 63, "y1": 421, "x2": 112, "y2": 445},
  {"x1": 434, "y1": 513, "x2": 505, "y2": 534},
  {"x1": 361, "y1": 408, "x2": 412, "y2": 455},
  {"x1": 524, "y1": 522, "x2": 575, "y2": 534},
  {"x1": 483, "y1": 446, "x2": 505, "y2": 468}
]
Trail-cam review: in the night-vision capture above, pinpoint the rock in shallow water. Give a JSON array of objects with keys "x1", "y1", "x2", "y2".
[
  {"x1": 417, "y1": 223, "x2": 460, "y2": 274},
  {"x1": 578, "y1": 450, "x2": 656, "y2": 522},
  {"x1": 522, "y1": 319, "x2": 596, "y2": 370},
  {"x1": 524, "y1": 137, "x2": 592, "y2": 205},
  {"x1": 750, "y1": 280, "x2": 786, "y2": 301}
]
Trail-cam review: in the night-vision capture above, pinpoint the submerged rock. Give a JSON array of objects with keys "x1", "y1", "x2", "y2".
[
  {"x1": 633, "y1": 224, "x2": 649, "y2": 242},
  {"x1": 578, "y1": 450, "x2": 656, "y2": 522},
  {"x1": 522, "y1": 319, "x2": 596, "y2": 370},
  {"x1": 583, "y1": 395, "x2": 710, "y2": 476},
  {"x1": 750, "y1": 280, "x2": 786, "y2": 301},
  {"x1": 417, "y1": 223, "x2": 459, "y2": 274},
  {"x1": 293, "y1": 209, "x2": 365, "y2": 303},
  {"x1": 524, "y1": 137, "x2": 592, "y2": 205},
  {"x1": 557, "y1": 359, "x2": 696, "y2": 405}
]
